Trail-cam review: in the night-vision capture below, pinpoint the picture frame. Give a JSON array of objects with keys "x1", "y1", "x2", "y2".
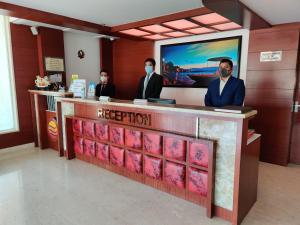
[{"x1": 160, "y1": 36, "x2": 242, "y2": 88}]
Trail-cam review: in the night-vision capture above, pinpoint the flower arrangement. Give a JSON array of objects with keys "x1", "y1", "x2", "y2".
[{"x1": 34, "y1": 75, "x2": 50, "y2": 88}]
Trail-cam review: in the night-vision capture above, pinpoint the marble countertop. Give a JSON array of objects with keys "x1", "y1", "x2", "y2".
[{"x1": 56, "y1": 97, "x2": 257, "y2": 119}]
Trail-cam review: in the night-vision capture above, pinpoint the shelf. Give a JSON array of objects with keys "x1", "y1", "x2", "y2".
[{"x1": 247, "y1": 133, "x2": 261, "y2": 145}]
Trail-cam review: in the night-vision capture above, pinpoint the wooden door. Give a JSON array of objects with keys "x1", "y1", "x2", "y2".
[
  {"x1": 245, "y1": 28, "x2": 299, "y2": 166},
  {"x1": 290, "y1": 56, "x2": 300, "y2": 164}
]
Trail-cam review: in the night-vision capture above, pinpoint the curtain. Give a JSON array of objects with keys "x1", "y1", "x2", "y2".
[{"x1": 0, "y1": 15, "x2": 19, "y2": 133}]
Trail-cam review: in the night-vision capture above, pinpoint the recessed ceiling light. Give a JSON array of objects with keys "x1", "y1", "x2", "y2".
[
  {"x1": 163, "y1": 19, "x2": 198, "y2": 29},
  {"x1": 164, "y1": 31, "x2": 190, "y2": 37},
  {"x1": 143, "y1": 34, "x2": 169, "y2": 40},
  {"x1": 212, "y1": 22, "x2": 241, "y2": 30},
  {"x1": 185, "y1": 27, "x2": 215, "y2": 34},
  {"x1": 140, "y1": 25, "x2": 173, "y2": 33},
  {"x1": 192, "y1": 13, "x2": 229, "y2": 25},
  {"x1": 120, "y1": 28, "x2": 150, "y2": 36}
]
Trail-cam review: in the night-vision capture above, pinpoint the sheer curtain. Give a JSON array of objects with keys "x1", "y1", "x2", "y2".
[{"x1": 0, "y1": 15, "x2": 19, "y2": 133}]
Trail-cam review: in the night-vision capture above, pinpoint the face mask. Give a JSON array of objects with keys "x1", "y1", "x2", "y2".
[
  {"x1": 145, "y1": 65, "x2": 153, "y2": 75},
  {"x1": 219, "y1": 68, "x2": 231, "y2": 78},
  {"x1": 100, "y1": 76, "x2": 108, "y2": 83}
]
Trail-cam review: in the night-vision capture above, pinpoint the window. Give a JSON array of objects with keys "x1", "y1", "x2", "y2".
[{"x1": 0, "y1": 15, "x2": 19, "y2": 133}]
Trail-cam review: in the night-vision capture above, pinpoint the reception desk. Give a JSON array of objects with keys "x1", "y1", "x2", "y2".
[
  {"x1": 52, "y1": 97, "x2": 260, "y2": 225},
  {"x1": 28, "y1": 90, "x2": 73, "y2": 151}
]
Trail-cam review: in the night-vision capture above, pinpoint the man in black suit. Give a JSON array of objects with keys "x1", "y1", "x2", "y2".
[
  {"x1": 136, "y1": 58, "x2": 163, "y2": 99},
  {"x1": 95, "y1": 70, "x2": 115, "y2": 98}
]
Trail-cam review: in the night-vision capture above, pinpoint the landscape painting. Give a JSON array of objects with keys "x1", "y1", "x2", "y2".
[{"x1": 161, "y1": 36, "x2": 241, "y2": 87}]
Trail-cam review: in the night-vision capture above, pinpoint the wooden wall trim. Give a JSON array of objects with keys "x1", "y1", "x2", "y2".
[
  {"x1": 30, "y1": 93, "x2": 38, "y2": 147},
  {"x1": 112, "y1": 38, "x2": 154, "y2": 99},
  {"x1": 36, "y1": 27, "x2": 66, "y2": 82},
  {"x1": 100, "y1": 38, "x2": 113, "y2": 81},
  {"x1": 56, "y1": 101, "x2": 64, "y2": 157},
  {"x1": 36, "y1": 33, "x2": 44, "y2": 76}
]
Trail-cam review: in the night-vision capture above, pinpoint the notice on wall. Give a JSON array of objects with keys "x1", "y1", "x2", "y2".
[
  {"x1": 49, "y1": 74, "x2": 62, "y2": 83},
  {"x1": 45, "y1": 57, "x2": 65, "y2": 72},
  {"x1": 260, "y1": 51, "x2": 282, "y2": 62}
]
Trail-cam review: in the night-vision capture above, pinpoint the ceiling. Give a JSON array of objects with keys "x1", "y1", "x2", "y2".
[
  {"x1": 9, "y1": 17, "x2": 116, "y2": 38},
  {"x1": 240, "y1": 0, "x2": 300, "y2": 25},
  {"x1": 117, "y1": 13, "x2": 242, "y2": 40},
  {"x1": 1, "y1": 0, "x2": 202, "y2": 26},
  {"x1": 2, "y1": 0, "x2": 299, "y2": 28}
]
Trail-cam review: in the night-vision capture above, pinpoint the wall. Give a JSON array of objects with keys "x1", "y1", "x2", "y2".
[
  {"x1": 154, "y1": 29, "x2": 250, "y2": 106},
  {"x1": 245, "y1": 25, "x2": 300, "y2": 165},
  {"x1": 113, "y1": 38, "x2": 154, "y2": 99},
  {"x1": 64, "y1": 32, "x2": 101, "y2": 87},
  {"x1": 290, "y1": 43, "x2": 300, "y2": 164},
  {"x1": 0, "y1": 24, "x2": 38, "y2": 149},
  {"x1": 100, "y1": 38, "x2": 113, "y2": 82},
  {"x1": 112, "y1": 29, "x2": 249, "y2": 101},
  {"x1": 37, "y1": 27, "x2": 65, "y2": 82}
]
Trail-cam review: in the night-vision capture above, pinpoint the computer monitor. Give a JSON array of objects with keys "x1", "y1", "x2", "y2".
[{"x1": 147, "y1": 98, "x2": 176, "y2": 105}]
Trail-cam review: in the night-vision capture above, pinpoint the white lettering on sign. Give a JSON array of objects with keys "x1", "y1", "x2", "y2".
[{"x1": 260, "y1": 51, "x2": 282, "y2": 62}]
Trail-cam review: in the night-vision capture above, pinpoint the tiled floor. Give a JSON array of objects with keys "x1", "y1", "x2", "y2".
[{"x1": 0, "y1": 145, "x2": 299, "y2": 225}]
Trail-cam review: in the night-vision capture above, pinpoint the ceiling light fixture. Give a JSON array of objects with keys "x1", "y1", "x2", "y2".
[
  {"x1": 120, "y1": 29, "x2": 150, "y2": 36},
  {"x1": 140, "y1": 25, "x2": 173, "y2": 33},
  {"x1": 163, "y1": 19, "x2": 198, "y2": 30},
  {"x1": 192, "y1": 13, "x2": 229, "y2": 25}
]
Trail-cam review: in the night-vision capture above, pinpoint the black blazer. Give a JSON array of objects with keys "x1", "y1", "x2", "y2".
[
  {"x1": 95, "y1": 83, "x2": 115, "y2": 98},
  {"x1": 136, "y1": 73, "x2": 163, "y2": 99}
]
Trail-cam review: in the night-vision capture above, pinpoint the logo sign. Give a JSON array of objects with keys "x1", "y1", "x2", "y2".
[
  {"x1": 98, "y1": 108, "x2": 151, "y2": 126},
  {"x1": 47, "y1": 117, "x2": 58, "y2": 141},
  {"x1": 260, "y1": 51, "x2": 282, "y2": 62}
]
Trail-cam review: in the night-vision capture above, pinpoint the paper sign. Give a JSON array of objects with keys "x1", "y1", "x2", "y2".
[
  {"x1": 49, "y1": 74, "x2": 62, "y2": 83},
  {"x1": 99, "y1": 96, "x2": 111, "y2": 102},
  {"x1": 260, "y1": 51, "x2": 282, "y2": 62},
  {"x1": 70, "y1": 79, "x2": 86, "y2": 98},
  {"x1": 45, "y1": 57, "x2": 65, "y2": 72}
]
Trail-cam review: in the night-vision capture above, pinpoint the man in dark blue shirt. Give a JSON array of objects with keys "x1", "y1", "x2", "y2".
[{"x1": 204, "y1": 59, "x2": 245, "y2": 107}]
